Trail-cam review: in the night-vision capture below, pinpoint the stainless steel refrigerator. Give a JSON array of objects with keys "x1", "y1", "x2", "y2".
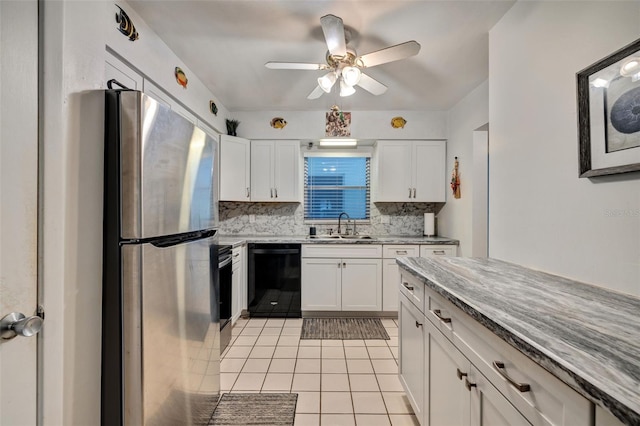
[{"x1": 102, "y1": 90, "x2": 220, "y2": 425}]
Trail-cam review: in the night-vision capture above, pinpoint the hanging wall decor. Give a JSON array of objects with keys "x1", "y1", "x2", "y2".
[
  {"x1": 209, "y1": 100, "x2": 218, "y2": 116},
  {"x1": 175, "y1": 67, "x2": 188, "y2": 89},
  {"x1": 451, "y1": 157, "x2": 461, "y2": 199},
  {"x1": 270, "y1": 117, "x2": 287, "y2": 129},
  {"x1": 115, "y1": 5, "x2": 139, "y2": 41},
  {"x1": 577, "y1": 37, "x2": 640, "y2": 177},
  {"x1": 390, "y1": 116, "x2": 407, "y2": 128},
  {"x1": 326, "y1": 105, "x2": 351, "y2": 137}
]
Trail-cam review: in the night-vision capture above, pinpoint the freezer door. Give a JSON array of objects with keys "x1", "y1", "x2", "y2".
[
  {"x1": 117, "y1": 91, "x2": 217, "y2": 239},
  {"x1": 122, "y1": 235, "x2": 219, "y2": 425}
]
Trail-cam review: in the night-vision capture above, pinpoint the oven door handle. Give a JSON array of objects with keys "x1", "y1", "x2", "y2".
[{"x1": 219, "y1": 256, "x2": 232, "y2": 269}]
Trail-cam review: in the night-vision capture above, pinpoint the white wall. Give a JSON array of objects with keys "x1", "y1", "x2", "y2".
[
  {"x1": 40, "y1": 2, "x2": 231, "y2": 424},
  {"x1": 438, "y1": 81, "x2": 489, "y2": 256},
  {"x1": 232, "y1": 110, "x2": 448, "y2": 140},
  {"x1": 489, "y1": 2, "x2": 640, "y2": 296}
]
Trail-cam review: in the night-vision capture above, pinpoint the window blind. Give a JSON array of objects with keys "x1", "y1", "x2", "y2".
[{"x1": 304, "y1": 156, "x2": 370, "y2": 220}]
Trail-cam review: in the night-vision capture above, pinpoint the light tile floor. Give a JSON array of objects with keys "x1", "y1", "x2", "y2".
[{"x1": 220, "y1": 317, "x2": 418, "y2": 426}]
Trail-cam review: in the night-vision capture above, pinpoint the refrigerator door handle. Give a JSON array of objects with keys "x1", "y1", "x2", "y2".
[{"x1": 150, "y1": 229, "x2": 217, "y2": 248}]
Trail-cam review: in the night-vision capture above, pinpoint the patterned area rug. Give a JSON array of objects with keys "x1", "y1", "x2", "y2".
[
  {"x1": 209, "y1": 393, "x2": 297, "y2": 425},
  {"x1": 301, "y1": 318, "x2": 390, "y2": 340}
]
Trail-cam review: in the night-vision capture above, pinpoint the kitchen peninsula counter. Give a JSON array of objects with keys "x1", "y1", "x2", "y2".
[
  {"x1": 219, "y1": 234, "x2": 458, "y2": 247},
  {"x1": 396, "y1": 256, "x2": 640, "y2": 425}
]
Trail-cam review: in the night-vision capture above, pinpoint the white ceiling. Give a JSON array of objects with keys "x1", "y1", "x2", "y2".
[{"x1": 128, "y1": 0, "x2": 515, "y2": 112}]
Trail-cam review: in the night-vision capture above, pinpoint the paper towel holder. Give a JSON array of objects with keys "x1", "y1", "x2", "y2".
[{"x1": 424, "y1": 213, "x2": 436, "y2": 237}]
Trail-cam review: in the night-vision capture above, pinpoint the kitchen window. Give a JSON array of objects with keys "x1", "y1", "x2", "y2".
[{"x1": 304, "y1": 154, "x2": 370, "y2": 222}]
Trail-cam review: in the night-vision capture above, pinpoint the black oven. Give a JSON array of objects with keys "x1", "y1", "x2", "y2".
[{"x1": 218, "y1": 244, "x2": 232, "y2": 352}]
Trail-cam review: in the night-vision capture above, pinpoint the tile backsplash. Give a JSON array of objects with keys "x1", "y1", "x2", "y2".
[{"x1": 219, "y1": 202, "x2": 437, "y2": 236}]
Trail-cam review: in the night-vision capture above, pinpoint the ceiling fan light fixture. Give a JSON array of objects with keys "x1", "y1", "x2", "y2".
[
  {"x1": 342, "y1": 66, "x2": 362, "y2": 86},
  {"x1": 340, "y1": 79, "x2": 356, "y2": 97},
  {"x1": 318, "y1": 72, "x2": 338, "y2": 93}
]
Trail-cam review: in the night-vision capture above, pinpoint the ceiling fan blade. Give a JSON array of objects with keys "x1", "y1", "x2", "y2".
[
  {"x1": 265, "y1": 62, "x2": 329, "y2": 70},
  {"x1": 356, "y1": 73, "x2": 388, "y2": 96},
  {"x1": 320, "y1": 14, "x2": 347, "y2": 57},
  {"x1": 357, "y1": 41, "x2": 421, "y2": 68},
  {"x1": 307, "y1": 85, "x2": 325, "y2": 100}
]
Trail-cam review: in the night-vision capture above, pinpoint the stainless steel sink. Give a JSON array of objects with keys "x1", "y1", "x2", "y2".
[{"x1": 310, "y1": 234, "x2": 373, "y2": 240}]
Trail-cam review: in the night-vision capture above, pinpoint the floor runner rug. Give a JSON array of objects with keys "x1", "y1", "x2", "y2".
[
  {"x1": 209, "y1": 393, "x2": 297, "y2": 425},
  {"x1": 300, "y1": 318, "x2": 390, "y2": 340}
]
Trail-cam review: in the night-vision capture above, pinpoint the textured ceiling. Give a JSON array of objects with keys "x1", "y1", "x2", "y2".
[{"x1": 128, "y1": 0, "x2": 515, "y2": 112}]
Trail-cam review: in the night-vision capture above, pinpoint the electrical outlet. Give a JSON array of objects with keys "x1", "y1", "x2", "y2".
[
  {"x1": 381, "y1": 215, "x2": 390, "y2": 224},
  {"x1": 249, "y1": 214, "x2": 256, "y2": 223}
]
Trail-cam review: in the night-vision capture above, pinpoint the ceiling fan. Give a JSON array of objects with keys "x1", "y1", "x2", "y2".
[{"x1": 265, "y1": 14, "x2": 421, "y2": 99}]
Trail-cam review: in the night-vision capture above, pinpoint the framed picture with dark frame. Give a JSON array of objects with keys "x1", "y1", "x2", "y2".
[{"x1": 577, "y1": 37, "x2": 640, "y2": 177}]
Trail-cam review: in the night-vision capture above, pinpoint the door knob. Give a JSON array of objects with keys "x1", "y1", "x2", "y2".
[{"x1": 1, "y1": 312, "x2": 44, "y2": 340}]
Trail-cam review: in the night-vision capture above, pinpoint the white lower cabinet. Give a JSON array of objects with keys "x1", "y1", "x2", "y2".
[
  {"x1": 301, "y1": 244, "x2": 382, "y2": 312},
  {"x1": 231, "y1": 246, "x2": 243, "y2": 323},
  {"x1": 399, "y1": 294, "x2": 426, "y2": 423},
  {"x1": 420, "y1": 244, "x2": 457, "y2": 257},
  {"x1": 399, "y1": 270, "x2": 591, "y2": 426},
  {"x1": 301, "y1": 258, "x2": 342, "y2": 310},
  {"x1": 382, "y1": 245, "x2": 420, "y2": 311},
  {"x1": 341, "y1": 258, "x2": 382, "y2": 311}
]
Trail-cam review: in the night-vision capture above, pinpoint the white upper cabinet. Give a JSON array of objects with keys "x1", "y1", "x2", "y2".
[
  {"x1": 375, "y1": 140, "x2": 446, "y2": 202},
  {"x1": 220, "y1": 135, "x2": 251, "y2": 201},
  {"x1": 250, "y1": 140, "x2": 300, "y2": 202}
]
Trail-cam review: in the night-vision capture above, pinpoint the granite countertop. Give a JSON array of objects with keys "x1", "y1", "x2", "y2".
[
  {"x1": 219, "y1": 234, "x2": 458, "y2": 247},
  {"x1": 396, "y1": 256, "x2": 640, "y2": 425}
]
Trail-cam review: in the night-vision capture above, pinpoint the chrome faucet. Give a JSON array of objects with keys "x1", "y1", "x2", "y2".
[{"x1": 337, "y1": 212, "x2": 350, "y2": 235}]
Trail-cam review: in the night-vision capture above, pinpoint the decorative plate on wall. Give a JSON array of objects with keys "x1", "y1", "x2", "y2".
[
  {"x1": 270, "y1": 117, "x2": 287, "y2": 129},
  {"x1": 209, "y1": 100, "x2": 218, "y2": 116},
  {"x1": 115, "y1": 5, "x2": 139, "y2": 41},
  {"x1": 175, "y1": 67, "x2": 188, "y2": 89},
  {"x1": 391, "y1": 116, "x2": 407, "y2": 128}
]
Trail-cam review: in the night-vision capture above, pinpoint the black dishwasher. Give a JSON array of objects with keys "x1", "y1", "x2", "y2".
[{"x1": 248, "y1": 243, "x2": 301, "y2": 318}]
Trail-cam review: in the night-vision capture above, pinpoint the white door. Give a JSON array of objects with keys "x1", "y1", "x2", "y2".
[
  {"x1": 375, "y1": 141, "x2": 412, "y2": 201},
  {"x1": 273, "y1": 141, "x2": 299, "y2": 202},
  {"x1": 219, "y1": 135, "x2": 251, "y2": 201},
  {"x1": 301, "y1": 258, "x2": 341, "y2": 310},
  {"x1": 250, "y1": 140, "x2": 274, "y2": 201},
  {"x1": 341, "y1": 258, "x2": 382, "y2": 311},
  {"x1": 0, "y1": 1, "x2": 40, "y2": 424},
  {"x1": 413, "y1": 140, "x2": 446, "y2": 202}
]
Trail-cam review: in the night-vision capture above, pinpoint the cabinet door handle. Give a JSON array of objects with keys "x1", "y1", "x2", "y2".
[
  {"x1": 233, "y1": 253, "x2": 240, "y2": 258},
  {"x1": 415, "y1": 321, "x2": 422, "y2": 328},
  {"x1": 338, "y1": 262, "x2": 341, "y2": 268},
  {"x1": 433, "y1": 250, "x2": 446, "y2": 255},
  {"x1": 342, "y1": 262, "x2": 346, "y2": 268},
  {"x1": 432, "y1": 309, "x2": 452, "y2": 323},
  {"x1": 402, "y1": 282, "x2": 414, "y2": 291},
  {"x1": 493, "y1": 361, "x2": 531, "y2": 392},
  {"x1": 246, "y1": 187, "x2": 250, "y2": 198},
  {"x1": 409, "y1": 188, "x2": 412, "y2": 198},
  {"x1": 396, "y1": 250, "x2": 408, "y2": 255},
  {"x1": 456, "y1": 368, "x2": 467, "y2": 380},
  {"x1": 274, "y1": 188, "x2": 278, "y2": 198},
  {"x1": 465, "y1": 378, "x2": 477, "y2": 391},
  {"x1": 270, "y1": 188, "x2": 274, "y2": 198},
  {"x1": 412, "y1": 188, "x2": 416, "y2": 198}
]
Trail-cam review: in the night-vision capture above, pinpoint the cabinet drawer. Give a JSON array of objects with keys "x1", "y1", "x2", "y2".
[
  {"x1": 302, "y1": 244, "x2": 382, "y2": 258},
  {"x1": 425, "y1": 287, "x2": 591, "y2": 426},
  {"x1": 420, "y1": 245, "x2": 456, "y2": 257},
  {"x1": 399, "y1": 271, "x2": 424, "y2": 314},
  {"x1": 383, "y1": 245, "x2": 420, "y2": 259}
]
